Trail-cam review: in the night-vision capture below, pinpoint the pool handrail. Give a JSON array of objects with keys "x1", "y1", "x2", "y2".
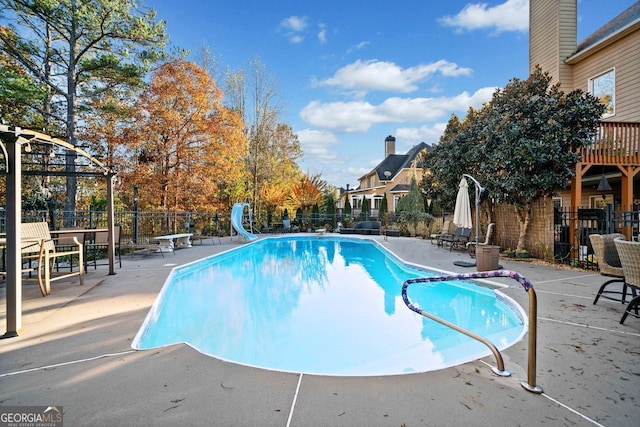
[{"x1": 402, "y1": 270, "x2": 543, "y2": 394}]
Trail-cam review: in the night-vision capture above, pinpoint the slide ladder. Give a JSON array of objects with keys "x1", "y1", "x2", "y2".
[{"x1": 231, "y1": 203, "x2": 258, "y2": 241}]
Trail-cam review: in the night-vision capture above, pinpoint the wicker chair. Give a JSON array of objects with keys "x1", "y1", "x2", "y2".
[
  {"x1": 614, "y1": 240, "x2": 640, "y2": 324},
  {"x1": 589, "y1": 233, "x2": 631, "y2": 305}
]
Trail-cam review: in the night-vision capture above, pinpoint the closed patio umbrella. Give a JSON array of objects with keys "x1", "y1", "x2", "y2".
[{"x1": 453, "y1": 177, "x2": 472, "y2": 228}]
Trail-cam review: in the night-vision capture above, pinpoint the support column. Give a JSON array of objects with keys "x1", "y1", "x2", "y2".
[
  {"x1": 107, "y1": 173, "x2": 116, "y2": 275},
  {"x1": 619, "y1": 165, "x2": 639, "y2": 240},
  {"x1": 569, "y1": 164, "x2": 586, "y2": 261},
  {"x1": 3, "y1": 136, "x2": 22, "y2": 337}
]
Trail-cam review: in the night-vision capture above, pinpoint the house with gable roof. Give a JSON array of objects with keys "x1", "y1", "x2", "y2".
[
  {"x1": 530, "y1": 0, "x2": 640, "y2": 240},
  {"x1": 343, "y1": 135, "x2": 431, "y2": 219}
]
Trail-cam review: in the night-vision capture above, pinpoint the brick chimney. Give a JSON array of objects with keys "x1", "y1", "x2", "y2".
[{"x1": 384, "y1": 135, "x2": 396, "y2": 158}]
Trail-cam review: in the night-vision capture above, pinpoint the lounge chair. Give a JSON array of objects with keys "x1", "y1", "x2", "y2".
[
  {"x1": 613, "y1": 239, "x2": 640, "y2": 324},
  {"x1": 589, "y1": 233, "x2": 631, "y2": 305},
  {"x1": 467, "y1": 223, "x2": 495, "y2": 258},
  {"x1": 128, "y1": 238, "x2": 166, "y2": 258},
  {"x1": 191, "y1": 231, "x2": 219, "y2": 245}
]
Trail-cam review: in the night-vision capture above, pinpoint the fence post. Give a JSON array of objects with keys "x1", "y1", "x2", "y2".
[
  {"x1": 606, "y1": 203, "x2": 615, "y2": 234},
  {"x1": 133, "y1": 184, "x2": 139, "y2": 243}
]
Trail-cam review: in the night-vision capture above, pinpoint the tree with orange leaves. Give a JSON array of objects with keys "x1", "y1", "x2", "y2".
[{"x1": 121, "y1": 59, "x2": 246, "y2": 214}]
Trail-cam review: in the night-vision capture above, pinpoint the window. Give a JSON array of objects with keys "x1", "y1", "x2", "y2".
[
  {"x1": 373, "y1": 197, "x2": 382, "y2": 210},
  {"x1": 589, "y1": 69, "x2": 615, "y2": 118},
  {"x1": 393, "y1": 195, "x2": 401, "y2": 211},
  {"x1": 590, "y1": 195, "x2": 613, "y2": 208}
]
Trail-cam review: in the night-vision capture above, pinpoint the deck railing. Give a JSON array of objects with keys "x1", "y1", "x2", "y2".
[{"x1": 580, "y1": 121, "x2": 640, "y2": 165}]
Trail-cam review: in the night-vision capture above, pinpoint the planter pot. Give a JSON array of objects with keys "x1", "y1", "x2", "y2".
[{"x1": 516, "y1": 252, "x2": 530, "y2": 258}]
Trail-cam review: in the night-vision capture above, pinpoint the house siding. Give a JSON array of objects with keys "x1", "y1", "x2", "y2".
[
  {"x1": 570, "y1": 30, "x2": 640, "y2": 122},
  {"x1": 530, "y1": 0, "x2": 576, "y2": 91}
]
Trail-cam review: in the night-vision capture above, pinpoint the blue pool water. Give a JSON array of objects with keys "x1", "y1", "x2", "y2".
[{"x1": 132, "y1": 236, "x2": 526, "y2": 376}]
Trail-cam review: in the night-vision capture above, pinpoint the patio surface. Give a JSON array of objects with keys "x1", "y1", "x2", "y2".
[{"x1": 1, "y1": 234, "x2": 639, "y2": 426}]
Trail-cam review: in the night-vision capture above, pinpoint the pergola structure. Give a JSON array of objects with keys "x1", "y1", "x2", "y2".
[{"x1": 0, "y1": 125, "x2": 117, "y2": 338}]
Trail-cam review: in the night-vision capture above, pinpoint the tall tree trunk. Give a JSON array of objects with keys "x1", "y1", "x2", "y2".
[
  {"x1": 515, "y1": 202, "x2": 531, "y2": 252},
  {"x1": 64, "y1": 6, "x2": 78, "y2": 227}
]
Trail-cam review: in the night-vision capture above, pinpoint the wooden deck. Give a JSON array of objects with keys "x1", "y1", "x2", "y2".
[{"x1": 572, "y1": 121, "x2": 640, "y2": 245}]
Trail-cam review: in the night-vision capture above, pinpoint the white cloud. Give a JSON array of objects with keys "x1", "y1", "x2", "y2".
[
  {"x1": 300, "y1": 87, "x2": 496, "y2": 133},
  {"x1": 318, "y1": 59, "x2": 472, "y2": 94},
  {"x1": 279, "y1": 16, "x2": 308, "y2": 43},
  {"x1": 280, "y1": 16, "x2": 308, "y2": 32},
  {"x1": 347, "y1": 166, "x2": 371, "y2": 177},
  {"x1": 439, "y1": 0, "x2": 529, "y2": 33},
  {"x1": 318, "y1": 23, "x2": 327, "y2": 43},
  {"x1": 346, "y1": 41, "x2": 370, "y2": 55},
  {"x1": 296, "y1": 129, "x2": 341, "y2": 164},
  {"x1": 395, "y1": 122, "x2": 449, "y2": 143}
]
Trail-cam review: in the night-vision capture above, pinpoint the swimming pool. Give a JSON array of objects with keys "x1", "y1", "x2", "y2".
[{"x1": 132, "y1": 236, "x2": 527, "y2": 376}]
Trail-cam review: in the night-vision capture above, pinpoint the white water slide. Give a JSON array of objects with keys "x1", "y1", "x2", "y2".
[{"x1": 231, "y1": 203, "x2": 258, "y2": 241}]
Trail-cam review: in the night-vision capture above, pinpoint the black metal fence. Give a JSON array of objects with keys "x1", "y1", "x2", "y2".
[
  {"x1": 3, "y1": 210, "x2": 228, "y2": 244},
  {"x1": 1, "y1": 209, "x2": 373, "y2": 242},
  {"x1": 554, "y1": 205, "x2": 639, "y2": 267}
]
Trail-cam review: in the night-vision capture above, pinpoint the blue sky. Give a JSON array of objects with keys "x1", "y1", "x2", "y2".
[{"x1": 148, "y1": 0, "x2": 637, "y2": 189}]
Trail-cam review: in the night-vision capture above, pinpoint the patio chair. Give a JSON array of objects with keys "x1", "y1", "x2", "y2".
[
  {"x1": 430, "y1": 220, "x2": 452, "y2": 245},
  {"x1": 85, "y1": 225, "x2": 122, "y2": 269},
  {"x1": 20, "y1": 221, "x2": 84, "y2": 296},
  {"x1": 440, "y1": 227, "x2": 471, "y2": 251},
  {"x1": 613, "y1": 239, "x2": 640, "y2": 324},
  {"x1": 589, "y1": 233, "x2": 631, "y2": 305},
  {"x1": 449, "y1": 227, "x2": 472, "y2": 252},
  {"x1": 467, "y1": 223, "x2": 495, "y2": 258},
  {"x1": 54, "y1": 228, "x2": 86, "y2": 272}
]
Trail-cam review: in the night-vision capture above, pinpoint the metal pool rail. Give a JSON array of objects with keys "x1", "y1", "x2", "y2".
[{"x1": 402, "y1": 270, "x2": 543, "y2": 394}]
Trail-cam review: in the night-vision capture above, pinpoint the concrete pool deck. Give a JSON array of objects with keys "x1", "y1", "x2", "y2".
[{"x1": 1, "y1": 234, "x2": 638, "y2": 426}]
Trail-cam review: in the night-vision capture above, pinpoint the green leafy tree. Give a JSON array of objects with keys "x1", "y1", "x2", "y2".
[
  {"x1": 396, "y1": 177, "x2": 433, "y2": 236},
  {"x1": 359, "y1": 197, "x2": 370, "y2": 221},
  {"x1": 0, "y1": 0, "x2": 167, "y2": 220},
  {"x1": 478, "y1": 67, "x2": 605, "y2": 250},
  {"x1": 311, "y1": 203, "x2": 320, "y2": 227},
  {"x1": 343, "y1": 195, "x2": 352, "y2": 226},
  {"x1": 0, "y1": 52, "x2": 45, "y2": 127},
  {"x1": 423, "y1": 112, "x2": 481, "y2": 213},
  {"x1": 424, "y1": 67, "x2": 605, "y2": 251},
  {"x1": 323, "y1": 193, "x2": 336, "y2": 228},
  {"x1": 378, "y1": 194, "x2": 388, "y2": 225}
]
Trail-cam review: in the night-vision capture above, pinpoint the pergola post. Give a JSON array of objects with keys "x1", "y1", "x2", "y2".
[
  {"x1": 1, "y1": 125, "x2": 113, "y2": 337},
  {"x1": 3, "y1": 133, "x2": 22, "y2": 337},
  {"x1": 107, "y1": 173, "x2": 116, "y2": 275}
]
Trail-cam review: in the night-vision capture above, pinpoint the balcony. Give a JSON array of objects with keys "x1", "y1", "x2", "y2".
[{"x1": 579, "y1": 121, "x2": 640, "y2": 166}]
